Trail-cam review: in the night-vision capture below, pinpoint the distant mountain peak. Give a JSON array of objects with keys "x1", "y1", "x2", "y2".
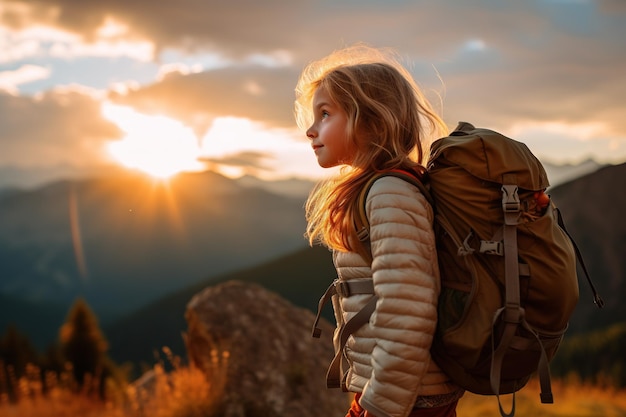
[
  {"x1": 235, "y1": 175, "x2": 315, "y2": 198},
  {"x1": 541, "y1": 158, "x2": 606, "y2": 188}
]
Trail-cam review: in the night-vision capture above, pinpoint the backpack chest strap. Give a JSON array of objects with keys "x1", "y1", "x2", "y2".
[
  {"x1": 310, "y1": 278, "x2": 377, "y2": 389},
  {"x1": 311, "y1": 278, "x2": 374, "y2": 338}
]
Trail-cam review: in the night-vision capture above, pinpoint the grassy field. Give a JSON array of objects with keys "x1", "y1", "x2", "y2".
[
  {"x1": 1, "y1": 362, "x2": 625, "y2": 417},
  {"x1": 457, "y1": 378, "x2": 626, "y2": 417},
  {"x1": 0, "y1": 359, "x2": 218, "y2": 417}
]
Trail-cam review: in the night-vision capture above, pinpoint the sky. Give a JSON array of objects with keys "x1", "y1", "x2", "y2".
[{"x1": 0, "y1": 0, "x2": 625, "y2": 188}]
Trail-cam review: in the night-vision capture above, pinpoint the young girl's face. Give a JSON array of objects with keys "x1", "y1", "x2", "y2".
[{"x1": 306, "y1": 86, "x2": 356, "y2": 168}]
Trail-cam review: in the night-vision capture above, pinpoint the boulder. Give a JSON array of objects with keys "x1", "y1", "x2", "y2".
[{"x1": 185, "y1": 280, "x2": 350, "y2": 417}]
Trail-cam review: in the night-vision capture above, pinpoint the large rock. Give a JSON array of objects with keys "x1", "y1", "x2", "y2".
[{"x1": 185, "y1": 280, "x2": 350, "y2": 417}]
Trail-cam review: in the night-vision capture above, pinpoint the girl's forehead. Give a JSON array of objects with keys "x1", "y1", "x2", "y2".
[{"x1": 312, "y1": 86, "x2": 333, "y2": 106}]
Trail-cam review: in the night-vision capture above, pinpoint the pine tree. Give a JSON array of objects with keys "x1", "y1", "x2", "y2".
[
  {"x1": 0, "y1": 324, "x2": 40, "y2": 401},
  {"x1": 0, "y1": 324, "x2": 40, "y2": 377},
  {"x1": 59, "y1": 298, "x2": 111, "y2": 396}
]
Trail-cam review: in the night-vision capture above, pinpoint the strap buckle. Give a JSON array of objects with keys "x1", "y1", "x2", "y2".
[
  {"x1": 502, "y1": 184, "x2": 520, "y2": 226},
  {"x1": 356, "y1": 226, "x2": 370, "y2": 242},
  {"x1": 335, "y1": 281, "x2": 352, "y2": 298},
  {"x1": 501, "y1": 185, "x2": 520, "y2": 213},
  {"x1": 480, "y1": 240, "x2": 503, "y2": 256},
  {"x1": 334, "y1": 279, "x2": 375, "y2": 298}
]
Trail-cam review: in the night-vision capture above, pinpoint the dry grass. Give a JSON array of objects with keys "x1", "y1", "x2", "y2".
[
  {"x1": 0, "y1": 348, "x2": 226, "y2": 417},
  {"x1": 458, "y1": 377, "x2": 626, "y2": 417},
  {"x1": 2, "y1": 359, "x2": 625, "y2": 417}
]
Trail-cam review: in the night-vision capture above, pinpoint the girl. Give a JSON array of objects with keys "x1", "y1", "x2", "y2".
[{"x1": 295, "y1": 45, "x2": 464, "y2": 417}]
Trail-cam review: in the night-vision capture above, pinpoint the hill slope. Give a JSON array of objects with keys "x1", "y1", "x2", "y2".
[
  {"x1": 105, "y1": 244, "x2": 336, "y2": 367},
  {"x1": 549, "y1": 162, "x2": 626, "y2": 332}
]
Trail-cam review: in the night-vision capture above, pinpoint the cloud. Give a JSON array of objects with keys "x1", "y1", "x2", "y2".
[
  {"x1": 0, "y1": 88, "x2": 122, "y2": 167},
  {"x1": 0, "y1": 0, "x2": 308, "y2": 58},
  {"x1": 438, "y1": 33, "x2": 626, "y2": 137},
  {"x1": 0, "y1": 10, "x2": 154, "y2": 63},
  {"x1": 109, "y1": 65, "x2": 301, "y2": 135},
  {"x1": 598, "y1": 0, "x2": 626, "y2": 13},
  {"x1": 0, "y1": 1, "x2": 499, "y2": 63},
  {"x1": 0, "y1": 64, "x2": 50, "y2": 94},
  {"x1": 155, "y1": 62, "x2": 203, "y2": 82},
  {"x1": 201, "y1": 150, "x2": 273, "y2": 170},
  {"x1": 0, "y1": 0, "x2": 625, "y2": 187}
]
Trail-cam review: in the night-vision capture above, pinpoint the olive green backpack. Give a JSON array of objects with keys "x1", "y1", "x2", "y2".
[
  {"x1": 313, "y1": 122, "x2": 604, "y2": 417},
  {"x1": 418, "y1": 122, "x2": 604, "y2": 415}
]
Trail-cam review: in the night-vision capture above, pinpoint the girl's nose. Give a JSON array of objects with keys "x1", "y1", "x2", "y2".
[{"x1": 306, "y1": 126, "x2": 316, "y2": 139}]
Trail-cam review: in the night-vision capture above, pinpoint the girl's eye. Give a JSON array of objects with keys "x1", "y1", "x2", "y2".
[{"x1": 321, "y1": 110, "x2": 329, "y2": 118}]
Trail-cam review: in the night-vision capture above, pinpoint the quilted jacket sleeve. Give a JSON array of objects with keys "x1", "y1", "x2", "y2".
[{"x1": 358, "y1": 176, "x2": 440, "y2": 417}]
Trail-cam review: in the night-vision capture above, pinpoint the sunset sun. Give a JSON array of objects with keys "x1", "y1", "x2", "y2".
[{"x1": 103, "y1": 103, "x2": 205, "y2": 179}]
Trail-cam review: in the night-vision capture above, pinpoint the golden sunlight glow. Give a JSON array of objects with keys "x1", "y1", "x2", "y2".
[
  {"x1": 103, "y1": 103, "x2": 205, "y2": 179},
  {"x1": 510, "y1": 120, "x2": 607, "y2": 142},
  {"x1": 200, "y1": 117, "x2": 266, "y2": 156},
  {"x1": 508, "y1": 120, "x2": 619, "y2": 163},
  {"x1": 199, "y1": 116, "x2": 329, "y2": 180},
  {"x1": 96, "y1": 17, "x2": 130, "y2": 39}
]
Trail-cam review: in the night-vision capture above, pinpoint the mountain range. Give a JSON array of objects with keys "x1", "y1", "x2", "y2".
[
  {"x1": 0, "y1": 170, "x2": 309, "y2": 348},
  {"x1": 1, "y1": 160, "x2": 623, "y2": 363},
  {"x1": 541, "y1": 158, "x2": 605, "y2": 188}
]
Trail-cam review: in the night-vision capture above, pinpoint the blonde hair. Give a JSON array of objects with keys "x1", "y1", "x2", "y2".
[{"x1": 295, "y1": 44, "x2": 447, "y2": 254}]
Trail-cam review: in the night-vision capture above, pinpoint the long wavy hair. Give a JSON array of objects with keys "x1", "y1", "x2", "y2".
[{"x1": 294, "y1": 44, "x2": 448, "y2": 255}]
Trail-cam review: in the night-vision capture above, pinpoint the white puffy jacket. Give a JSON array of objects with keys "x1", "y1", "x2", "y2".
[{"x1": 330, "y1": 176, "x2": 462, "y2": 417}]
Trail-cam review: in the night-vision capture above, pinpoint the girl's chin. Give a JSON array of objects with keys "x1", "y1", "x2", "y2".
[{"x1": 317, "y1": 160, "x2": 339, "y2": 169}]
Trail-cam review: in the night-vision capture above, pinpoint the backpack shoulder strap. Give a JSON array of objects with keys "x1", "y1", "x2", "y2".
[{"x1": 355, "y1": 169, "x2": 432, "y2": 243}]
